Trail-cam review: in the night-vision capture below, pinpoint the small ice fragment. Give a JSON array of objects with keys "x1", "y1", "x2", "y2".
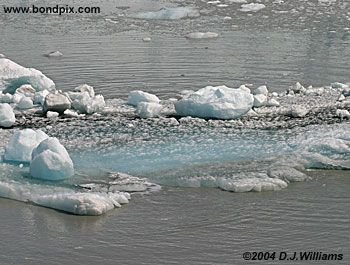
[
  {"x1": 45, "y1": 51, "x2": 63, "y2": 57},
  {"x1": 127, "y1": 90, "x2": 160, "y2": 107},
  {"x1": 336, "y1": 109, "x2": 350, "y2": 119},
  {"x1": 137, "y1": 102, "x2": 163, "y2": 118},
  {"x1": 46, "y1": 111, "x2": 59, "y2": 118},
  {"x1": 17, "y1": 97, "x2": 34, "y2": 110},
  {"x1": 253, "y1": 85, "x2": 269, "y2": 95},
  {"x1": 185, "y1": 32, "x2": 219, "y2": 39},
  {"x1": 0, "y1": 103, "x2": 16, "y2": 128},
  {"x1": 43, "y1": 93, "x2": 71, "y2": 114},
  {"x1": 30, "y1": 137, "x2": 74, "y2": 181},
  {"x1": 4, "y1": 129, "x2": 48, "y2": 162},
  {"x1": 142, "y1": 37, "x2": 152, "y2": 42},
  {"x1": 253, "y1": 94, "x2": 267, "y2": 107},
  {"x1": 240, "y1": 3, "x2": 266, "y2": 12}
]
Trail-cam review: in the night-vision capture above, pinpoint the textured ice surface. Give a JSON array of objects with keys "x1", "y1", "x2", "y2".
[
  {"x1": 137, "y1": 102, "x2": 163, "y2": 118},
  {"x1": 4, "y1": 129, "x2": 48, "y2": 162},
  {"x1": 0, "y1": 58, "x2": 55, "y2": 93},
  {"x1": 127, "y1": 90, "x2": 160, "y2": 107},
  {"x1": 0, "y1": 103, "x2": 15, "y2": 128},
  {"x1": 132, "y1": 7, "x2": 200, "y2": 20},
  {"x1": 175, "y1": 85, "x2": 254, "y2": 119},
  {"x1": 30, "y1": 137, "x2": 74, "y2": 181}
]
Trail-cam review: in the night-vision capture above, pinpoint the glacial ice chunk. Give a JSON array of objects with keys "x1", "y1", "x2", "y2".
[
  {"x1": 30, "y1": 137, "x2": 74, "y2": 181},
  {"x1": 185, "y1": 32, "x2": 219, "y2": 39},
  {"x1": 0, "y1": 58, "x2": 55, "y2": 93},
  {"x1": 240, "y1": 3, "x2": 266, "y2": 12},
  {"x1": 132, "y1": 7, "x2": 200, "y2": 20},
  {"x1": 17, "y1": 97, "x2": 34, "y2": 110},
  {"x1": 175, "y1": 85, "x2": 254, "y2": 119},
  {"x1": 0, "y1": 103, "x2": 15, "y2": 128},
  {"x1": 71, "y1": 91, "x2": 105, "y2": 114},
  {"x1": 4, "y1": 129, "x2": 49, "y2": 162},
  {"x1": 137, "y1": 102, "x2": 163, "y2": 118},
  {"x1": 43, "y1": 93, "x2": 71, "y2": 114},
  {"x1": 127, "y1": 90, "x2": 160, "y2": 107}
]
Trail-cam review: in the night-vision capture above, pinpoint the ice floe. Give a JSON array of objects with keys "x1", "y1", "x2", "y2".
[
  {"x1": 0, "y1": 103, "x2": 15, "y2": 128},
  {"x1": 30, "y1": 137, "x2": 74, "y2": 181},
  {"x1": 4, "y1": 129, "x2": 48, "y2": 162},
  {"x1": 240, "y1": 3, "x2": 266, "y2": 12},
  {"x1": 44, "y1": 51, "x2": 63, "y2": 58},
  {"x1": 185, "y1": 32, "x2": 219, "y2": 39},
  {"x1": 0, "y1": 58, "x2": 55, "y2": 93},
  {"x1": 175, "y1": 85, "x2": 254, "y2": 119},
  {"x1": 132, "y1": 7, "x2": 200, "y2": 20}
]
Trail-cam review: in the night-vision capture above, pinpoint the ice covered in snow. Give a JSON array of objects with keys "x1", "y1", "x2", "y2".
[
  {"x1": 30, "y1": 137, "x2": 74, "y2": 181},
  {"x1": 17, "y1": 97, "x2": 34, "y2": 110},
  {"x1": 175, "y1": 85, "x2": 254, "y2": 119},
  {"x1": 128, "y1": 90, "x2": 160, "y2": 107},
  {"x1": 43, "y1": 92, "x2": 71, "y2": 113},
  {"x1": 0, "y1": 58, "x2": 55, "y2": 93},
  {"x1": 0, "y1": 103, "x2": 15, "y2": 128},
  {"x1": 4, "y1": 129, "x2": 49, "y2": 162},
  {"x1": 218, "y1": 177, "x2": 288, "y2": 192},
  {"x1": 132, "y1": 7, "x2": 200, "y2": 20},
  {"x1": 185, "y1": 32, "x2": 219, "y2": 39},
  {"x1": 240, "y1": 3, "x2": 266, "y2": 12},
  {"x1": 137, "y1": 102, "x2": 163, "y2": 118},
  {"x1": 74, "y1": 84, "x2": 95, "y2": 98}
]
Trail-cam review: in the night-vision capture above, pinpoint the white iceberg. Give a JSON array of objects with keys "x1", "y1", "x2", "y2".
[
  {"x1": 185, "y1": 32, "x2": 219, "y2": 39},
  {"x1": 175, "y1": 85, "x2": 254, "y2": 119},
  {"x1": 240, "y1": 3, "x2": 266, "y2": 12},
  {"x1": 127, "y1": 90, "x2": 160, "y2": 107},
  {"x1": 132, "y1": 7, "x2": 200, "y2": 20},
  {"x1": 137, "y1": 102, "x2": 163, "y2": 118},
  {"x1": 253, "y1": 94, "x2": 267, "y2": 107},
  {"x1": 44, "y1": 51, "x2": 63, "y2": 58},
  {"x1": 30, "y1": 137, "x2": 74, "y2": 181},
  {"x1": 15, "y1": 84, "x2": 36, "y2": 98},
  {"x1": 0, "y1": 58, "x2": 55, "y2": 93},
  {"x1": 33, "y1": 89, "x2": 50, "y2": 105},
  {"x1": 4, "y1": 129, "x2": 49, "y2": 162},
  {"x1": 253, "y1": 85, "x2": 269, "y2": 95},
  {"x1": 0, "y1": 103, "x2": 15, "y2": 128}
]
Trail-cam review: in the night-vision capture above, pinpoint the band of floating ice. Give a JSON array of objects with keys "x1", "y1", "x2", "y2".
[
  {"x1": 131, "y1": 7, "x2": 200, "y2": 20},
  {"x1": 0, "y1": 179, "x2": 130, "y2": 216}
]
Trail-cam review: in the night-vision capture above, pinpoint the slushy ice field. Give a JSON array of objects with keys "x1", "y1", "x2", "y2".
[{"x1": 0, "y1": 0, "x2": 350, "y2": 264}]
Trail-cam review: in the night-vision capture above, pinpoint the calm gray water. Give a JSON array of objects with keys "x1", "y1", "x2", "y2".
[{"x1": 1, "y1": 0, "x2": 350, "y2": 264}]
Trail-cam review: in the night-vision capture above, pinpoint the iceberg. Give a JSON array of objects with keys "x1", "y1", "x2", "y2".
[
  {"x1": 4, "y1": 129, "x2": 49, "y2": 162},
  {"x1": 132, "y1": 7, "x2": 200, "y2": 20},
  {"x1": 127, "y1": 90, "x2": 160, "y2": 107},
  {"x1": 30, "y1": 137, "x2": 74, "y2": 181},
  {"x1": 0, "y1": 103, "x2": 15, "y2": 128},
  {"x1": 0, "y1": 58, "x2": 55, "y2": 93},
  {"x1": 175, "y1": 85, "x2": 254, "y2": 119}
]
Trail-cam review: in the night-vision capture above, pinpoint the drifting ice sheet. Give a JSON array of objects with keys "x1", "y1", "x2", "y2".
[{"x1": 132, "y1": 7, "x2": 200, "y2": 20}]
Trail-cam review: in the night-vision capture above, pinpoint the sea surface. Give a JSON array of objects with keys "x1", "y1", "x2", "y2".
[{"x1": 0, "y1": 0, "x2": 350, "y2": 264}]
